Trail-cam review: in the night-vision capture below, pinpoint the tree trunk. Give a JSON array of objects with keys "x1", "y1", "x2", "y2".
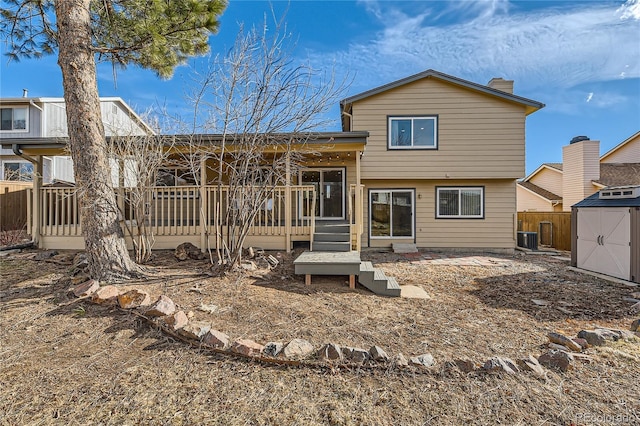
[{"x1": 55, "y1": 0, "x2": 140, "y2": 281}]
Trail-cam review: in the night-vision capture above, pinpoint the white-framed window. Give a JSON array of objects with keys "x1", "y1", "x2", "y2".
[
  {"x1": 0, "y1": 107, "x2": 28, "y2": 132},
  {"x1": 1, "y1": 160, "x2": 34, "y2": 181},
  {"x1": 369, "y1": 189, "x2": 414, "y2": 238},
  {"x1": 436, "y1": 187, "x2": 484, "y2": 218},
  {"x1": 388, "y1": 116, "x2": 437, "y2": 149}
]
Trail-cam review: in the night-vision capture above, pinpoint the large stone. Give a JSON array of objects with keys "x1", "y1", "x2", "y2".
[
  {"x1": 72, "y1": 280, "x2": 100, "y2": 297},
  {"x1": 538, "y1": 350, "x2": 574, "y2": 372},
  {"x1": 517, "y1": 355, "x2": 547, "y2": 379},
  {"x1": 164, "y1": 311, "x2": 188, "y2": 331},
  {"x1": 202, "y1": 329, "x2": 230, "y2": 349},
  {"x1": 596, "y1": 327, "x2": 636, "y2": 341},
  {"x1": 231, "y1": 339, "x2": 264, "y2": 356},
  {"x1": 178, "y1": 321, "x2": 211, "y2": 340},
  {"x1": 91, "y1": 285, "x2": 121, "y2": 305},
  {"x1": 117, "y1": 289, "x2": 151, "y2": 309},
  {"x1": 483, "y1": 357, "x2": 519, "y2": 374},
  {"x1": 343, "y1": 347, "x2": 370, "y2": 363},
  {"x1": 572, "y1": 338, "x2": 589, "y2": 349},
  {"x1": 631, "y1": 319, "x2": 640, "y2": 332},
  {"x1": 317, "y1": 343, "x2": 343, "y2": 361},
  {"x1": 262, "y1": 342, "x2": 284, "y2": 358},
  {"x1": 410, "y1": 354, "x2": 435, "y2": 368},
  {"x1": 548, "y1": 332, "x2": 582, "y2": 352},
  {"x1": 577, "y1": 330, "x2": 607, "y2": 346},
  {"x1": 145, "y1": 295, "x2": 176, "y2": 317},
  {"x1": 175, "y1": 242, "x2": 205, "y2": 261},
  {"x1": 369, "y1": 345, "x2": 390, "y2": 362},
  {"x1": 283, "y1": 339, "x2": 314, "y2": 359}
]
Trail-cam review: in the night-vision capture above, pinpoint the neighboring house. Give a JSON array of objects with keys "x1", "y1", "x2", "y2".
[
  {"x1": 0, "y1": 96, "x2": 153, "y2": 183},
  {"x1": 517, "y1": 131, "x2": 640, "y2": 212},
  {"x1": 1, "y1": 69, "x2": 544, "y2": 252}
]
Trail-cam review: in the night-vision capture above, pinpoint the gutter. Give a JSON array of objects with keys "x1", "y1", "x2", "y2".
[{"x1": 12, "y1": 144, "x2": 40, "y2": 167}]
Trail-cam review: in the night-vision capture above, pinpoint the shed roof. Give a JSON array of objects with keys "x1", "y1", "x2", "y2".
[{"x1": 573, "y1": 191, "x2": 640, "y2": 208}]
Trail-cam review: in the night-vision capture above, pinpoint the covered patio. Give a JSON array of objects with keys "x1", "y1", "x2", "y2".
[{"x1": 2, "y1": 132, "x2": 367, "y2": 252}]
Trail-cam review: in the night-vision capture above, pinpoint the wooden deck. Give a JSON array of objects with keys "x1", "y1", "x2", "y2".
[{"x1": 293, "y1": 250, "x2": 361, "y2": 288}]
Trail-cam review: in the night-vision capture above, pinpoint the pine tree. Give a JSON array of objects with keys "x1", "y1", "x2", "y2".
[{"x1": 1, "y1": 0, "x2": 226, "y2": 281}]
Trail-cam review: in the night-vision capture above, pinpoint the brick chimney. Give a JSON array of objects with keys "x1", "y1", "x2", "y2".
[
  {"x1": 487, "y1": 78, "x2": 514, "y2": 94},
  {"x1": 562, "y1": 137, "x2": 600, "y2": 211}
]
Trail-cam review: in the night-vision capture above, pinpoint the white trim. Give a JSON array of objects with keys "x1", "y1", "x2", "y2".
[
  {"x1": 388, "y1": 116, "x2": 438, "y2": 150},
  {"x1": 522, "y1": 163, "x2": 563, "y2": 182},
  {"x1": 369, "y1": 189, "x2": 415, "y2": 239},
  {"x1": 436, "y1": 187, "x2": 484, "y2": 218}
]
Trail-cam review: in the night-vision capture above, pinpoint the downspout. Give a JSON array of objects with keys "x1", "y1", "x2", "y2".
[
  {"x1": 12, "y1": 144, "x2": 41, "y2": 167},
  {"x1": 11, "y1": 144, "x2": 40, "y2": 247}
]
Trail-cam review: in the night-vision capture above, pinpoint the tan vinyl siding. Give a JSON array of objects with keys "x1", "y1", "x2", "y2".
[
  {"x1": 351, "y1": 77, "x2": 527, "y2": 180},
  {"x1": 363, "y1": 179, "x2": 517, "y2": 250},
  {"x1": 516, "y1": 185, "x2": 562, "y2": 212},
  {"x1": 600, "y1": 134, "x2": 640, "y2": 163},
  {"x1": 529, "y1": 167, "x2": 563, "y2": 197}
]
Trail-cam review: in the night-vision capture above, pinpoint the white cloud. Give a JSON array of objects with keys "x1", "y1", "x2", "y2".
[
  {"x1": 618, "y1": 0, "x2": 640, "y2": 20},
  {"x1": 309, "y1": 1, "x2": 640, "y2": 96},
  {"x1": 586, "y1": 92, "x2": 594, "y2": 103}
]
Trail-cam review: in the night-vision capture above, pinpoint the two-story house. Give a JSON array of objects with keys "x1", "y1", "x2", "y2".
[
  {"x1": 1, "y1": 70, "x2": 543, "y2": 254},
  {"x1": 342, "y1": 70, "x2": 544, "y2": 251},
  {"x1": 517, "y1": 131, "x2": 640, "y2": 212},
  {"x1": 0, "y1": 96, "x2": 153, "y2": 183}
]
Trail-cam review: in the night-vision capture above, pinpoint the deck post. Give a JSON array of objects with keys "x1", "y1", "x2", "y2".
[
  {"x1": 349, "y1": 274, "x2": 355, "y2": 289},
  {"x1": 305, "y1": 274, "x2": 311, "y2": 285},
  {"x1": 355, "y1": 150, "x2": 362, "y2": 251},
  {"x1": 200, "y1": 155, "x2": 207, "y2": 253},
  {"x1": 33, "y1": 156, "x2": 43, "y2": 247},
  {"x1": 285, "y1": 152, "x2": 292, "y2": 252}
]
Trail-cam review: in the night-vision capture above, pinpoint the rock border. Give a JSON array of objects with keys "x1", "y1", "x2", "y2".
[{"x1": 70, "y1": 280, "x2": 640, "y2": 377}]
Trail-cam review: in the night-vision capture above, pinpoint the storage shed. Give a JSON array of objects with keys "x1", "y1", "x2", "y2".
[{"x1": 571, "y1": 186, "x2": 640, "y2": 283}]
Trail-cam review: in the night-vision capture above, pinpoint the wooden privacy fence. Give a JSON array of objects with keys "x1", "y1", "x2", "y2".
[
  {"x1": 517, "y1": 211, "x2": 572, "y2": 251},
  {"x1": 0, "y1": 181, "x2": 32, "y2": 231}
]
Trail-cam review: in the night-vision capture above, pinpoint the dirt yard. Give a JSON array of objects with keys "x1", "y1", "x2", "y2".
[{"x1": 1, "y1": 247, "x2": 638, "y2": 425}]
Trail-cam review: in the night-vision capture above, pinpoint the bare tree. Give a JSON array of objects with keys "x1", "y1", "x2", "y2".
[
  {"x1": 181, "y1": 15, "x2": 350, "y2": 267},
  {"x1": 108, "y1": 120, "x2": 174, "y2": 263}
]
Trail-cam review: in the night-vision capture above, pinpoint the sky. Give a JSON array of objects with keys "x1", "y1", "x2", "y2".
[{"x1": 0, "y1": 0, "x2": 639, "y2": 175}]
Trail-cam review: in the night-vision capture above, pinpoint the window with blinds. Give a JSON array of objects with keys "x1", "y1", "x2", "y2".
[{"x1": 436, "y1": 187, "x2": 484, "y2": 218}]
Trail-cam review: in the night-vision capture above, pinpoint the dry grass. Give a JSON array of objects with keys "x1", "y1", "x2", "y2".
[{"x1": 1, "y1": 249, "x2": 638, "y2": 425}]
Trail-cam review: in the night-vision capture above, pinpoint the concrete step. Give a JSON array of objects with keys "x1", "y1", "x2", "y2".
[
  {"x1": 314, "y1": 232, "x2": 351, "y2": 242},
  {"x1": 312, "y1": 241, "x2": 351, "y2": 252}
]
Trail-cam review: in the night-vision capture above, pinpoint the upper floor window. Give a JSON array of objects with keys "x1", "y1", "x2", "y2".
[
  {"x1": 436, "y1": 187, "x2": 484, "y2": 218},
  {"x1": 388, "y1": 116, "x2": 437, "y2": 149},
  {"x1": 1, "y1": 107, "x2": 28, "y2": 132}
]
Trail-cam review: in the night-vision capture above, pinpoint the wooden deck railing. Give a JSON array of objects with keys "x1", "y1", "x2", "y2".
[{"x1": 38, "y1": 185, "x2": 317, "y2": 240}]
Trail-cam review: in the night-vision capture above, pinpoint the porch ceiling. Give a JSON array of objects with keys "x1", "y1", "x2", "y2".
[{"x1": 1, "y1": 131, "x2": 368, "y2": 156}]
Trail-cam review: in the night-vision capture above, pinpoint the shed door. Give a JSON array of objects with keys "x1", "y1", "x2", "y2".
[{"x1": 577, "y1": 207, "x2": 630, "y2": 280}]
